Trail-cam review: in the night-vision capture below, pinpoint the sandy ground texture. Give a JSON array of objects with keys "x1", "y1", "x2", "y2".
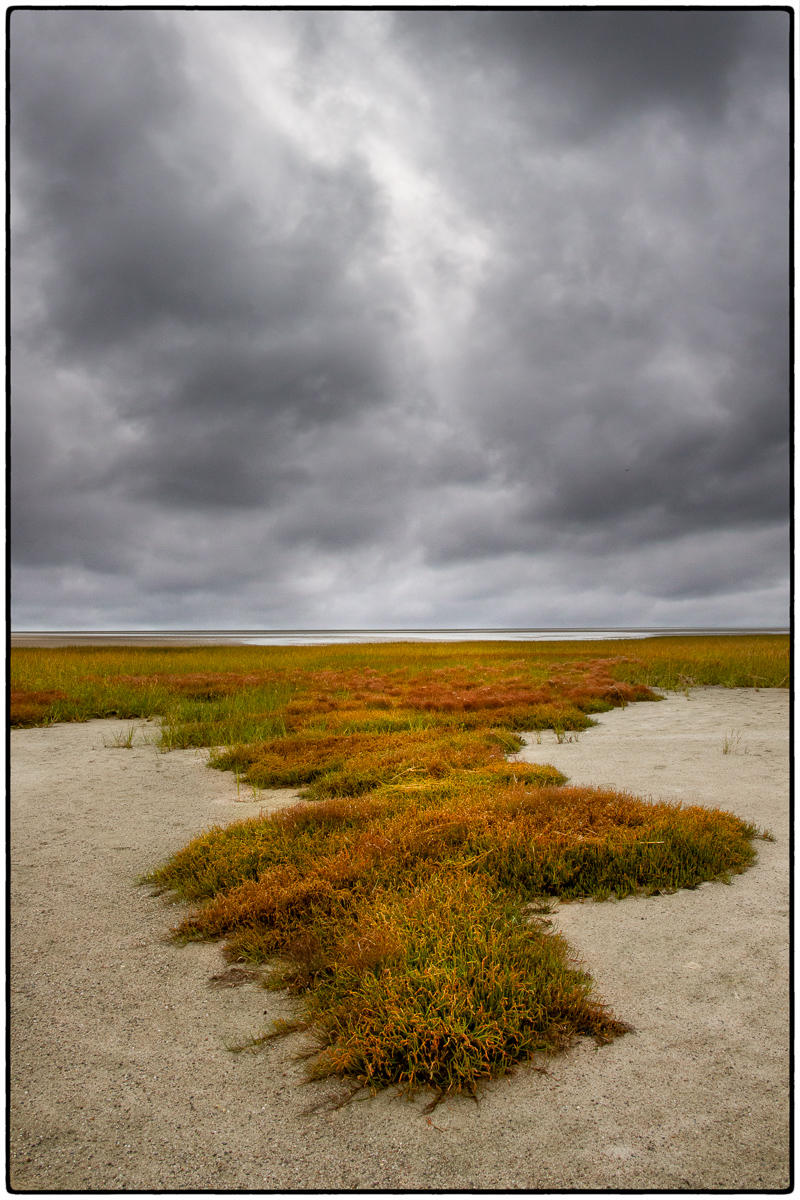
[{"x1": 9, "y1": 688, "x2": 790, "y2": 1192}]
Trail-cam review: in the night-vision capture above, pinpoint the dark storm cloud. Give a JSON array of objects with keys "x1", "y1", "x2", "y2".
[
  {"x1": 11, "y1": 10, "x2": 415, "y2": 556},
  {"x1": 11, "y1": 12, "x2": 398, "y2": 363},
  {"x1": 395, "y1": 9, "x2": 785, "y2": 134},
  {"x1": 405, "y1": 8, "x2": 790, "y2": 591},
  {"x1": 10, "y1": 9, "x2": 790, "y2": 629}
]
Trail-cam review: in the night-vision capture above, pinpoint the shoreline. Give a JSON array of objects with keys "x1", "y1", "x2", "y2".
[
  {"x1": 9, "y1": 688, "x2": 790, "y2": 1190},
  {"x1": 10, "y1": 627, "x2": 789, "y2": 649}
]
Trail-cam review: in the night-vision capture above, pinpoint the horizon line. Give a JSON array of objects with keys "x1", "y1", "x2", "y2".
[{"x1": 10, "y1": 625, "x2": 790, "y2": 635}]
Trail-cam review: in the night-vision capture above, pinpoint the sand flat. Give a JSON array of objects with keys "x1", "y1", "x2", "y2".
[{"x1": 9, "y1": 689, "x2": 790, "y2": 1190}]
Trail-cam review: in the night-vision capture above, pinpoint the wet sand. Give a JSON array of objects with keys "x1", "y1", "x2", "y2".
[{"x1": 9, "y1": 688, "x2": 790, "y2": 1191}]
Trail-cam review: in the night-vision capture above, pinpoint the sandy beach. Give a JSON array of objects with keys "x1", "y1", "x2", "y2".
[{"x1": 9, "y1": 687, "x2": 790, "y2": 1191}]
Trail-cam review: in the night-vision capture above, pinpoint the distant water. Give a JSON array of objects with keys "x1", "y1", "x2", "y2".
[
  {"x1": 11, "y1": 627, "x2": 789, "y2": 647},
  {"x1": 237, "y1": 627, "x2": 787, "y2": 646}
]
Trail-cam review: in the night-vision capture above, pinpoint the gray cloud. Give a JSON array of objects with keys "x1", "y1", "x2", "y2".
[
  {"x1": 395, "y1": 10, "x2": 787, "y2": 138},
  {"x1": 10, "y1": 9, "x2": 790, "y2": 629}
]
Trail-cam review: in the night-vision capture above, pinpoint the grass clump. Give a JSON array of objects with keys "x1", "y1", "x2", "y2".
[
  {"x1": 210, "y1": 727, "x2": 548, "y2": 799},
  {"x1": 144, "y1": 771, "x2": 762, "y2": 1096},
  {"x1": 303, "y1": 872, "x2": 628, "y2": 1094}
]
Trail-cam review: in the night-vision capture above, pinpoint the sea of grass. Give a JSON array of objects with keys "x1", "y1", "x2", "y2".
[{"x1": 10, "y1": 635, "x2": 786, "y2": 1096}]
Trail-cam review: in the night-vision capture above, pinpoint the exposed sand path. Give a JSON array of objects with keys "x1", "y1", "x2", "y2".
[{"x1": 9, "y1": 688, "x2": 790, "y2": 1191}]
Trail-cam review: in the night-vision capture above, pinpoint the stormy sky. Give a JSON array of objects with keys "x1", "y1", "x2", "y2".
[{"x1": 10, "y1": 9, "x2": 790, "y2": 630}]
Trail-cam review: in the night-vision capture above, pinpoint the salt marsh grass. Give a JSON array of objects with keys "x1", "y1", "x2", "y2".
[
  {"x1": 11, "y1": 634, "x2": 785, "y2": 1095},
  {"x1": 104, "y1": 725, "x2": 138, "y2": 749},
  {"x1": 145, "y1": 775, "x2": 761, "y2": 1095},
  {"x1": 722, "y1": 729, "x2": 748, "y2": 755},
  {"x1": 10, "y1": 634, "x2": 787, "y2": 726}
]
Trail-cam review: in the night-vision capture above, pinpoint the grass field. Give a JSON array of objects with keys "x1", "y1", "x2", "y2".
[{"x1": 10, "y1": 635, "x2": 787, "y2": 1096}]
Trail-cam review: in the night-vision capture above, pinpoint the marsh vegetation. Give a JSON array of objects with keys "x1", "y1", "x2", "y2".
[{"x1": 11, "y1": 635, "x2": 786, "y2": 1096}]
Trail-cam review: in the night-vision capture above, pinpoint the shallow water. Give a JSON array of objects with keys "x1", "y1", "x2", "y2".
[{"x1": 10, "y1": 626, "x2": 788, "y2": 647}]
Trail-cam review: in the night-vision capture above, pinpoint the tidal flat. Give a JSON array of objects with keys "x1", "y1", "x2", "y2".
[{"x1": 9, "y1": 636, "x2": 790, "y2": 1188}]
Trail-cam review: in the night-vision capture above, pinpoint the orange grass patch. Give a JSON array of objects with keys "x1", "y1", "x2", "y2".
[
  {"x1": 146, "y1": 769, "x2": 763, "y2": 1095},
  {"x1": 9, "y1": 690, "x2": 68, "y2": 725},
  {"x1": 212, "y1": 727, "x2": 551, "y2": 796}
]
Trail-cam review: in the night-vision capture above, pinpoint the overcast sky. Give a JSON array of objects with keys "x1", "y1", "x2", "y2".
[{"x1": 10, "y1": 9, "x2": 790, "y2": 630}]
